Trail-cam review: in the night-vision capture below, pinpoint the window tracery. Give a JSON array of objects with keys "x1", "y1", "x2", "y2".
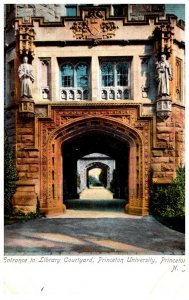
[
  {"x1": 60, "y1": 62, "x2": 90, "y2": 100},
  {"x1": 100, "y1": 60, "x2": 130, "y2": 100}
]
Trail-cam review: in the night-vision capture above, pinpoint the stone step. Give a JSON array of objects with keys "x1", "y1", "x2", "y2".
[
  {"x1": 80, "y1": 187, "x2": 113, "y2": 199},
  {"x1": 65, "y1": 198, "x2": 126, "y2": 212}
]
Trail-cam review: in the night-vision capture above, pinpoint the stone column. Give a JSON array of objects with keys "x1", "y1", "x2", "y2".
[
  {"x1": 91, "y1": 55, "x2": 99, "y2": 101},
  {"x1": 51, "y1": 55, "x2": 59, "y2": 101},
  {"x1": 132, "y1": 55, "x2": 140, "y2": 100}
]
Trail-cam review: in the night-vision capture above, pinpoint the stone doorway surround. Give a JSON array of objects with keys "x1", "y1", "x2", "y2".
[
  {"x1": 77, "y1": 153, "x2": 115, "y2": 192},
  {"x1": 86, "y1": 163, "x2": 110, "y2": 188},
  {"x1": 37, "y1": 107, "x2": 151, "y2": 216}
]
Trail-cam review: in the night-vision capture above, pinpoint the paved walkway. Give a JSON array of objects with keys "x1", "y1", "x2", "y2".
[
  {"x1": 4, "y1": 210, "x2": 185, "y2": 255},
  {"x1": 80, "y1": 187, "x2": 113, "y2": 199}
]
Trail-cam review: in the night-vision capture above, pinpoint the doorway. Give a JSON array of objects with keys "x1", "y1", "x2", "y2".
[{"x1": 62, "y1": 130, "x2": 129, "y2": 211}]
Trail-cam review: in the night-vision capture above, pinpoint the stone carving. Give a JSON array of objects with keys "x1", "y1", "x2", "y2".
[
  {"x1": 156, "y1": 54, "x2": 173, "y2": 97},
  {"x1": 152, "y1": 25, "x2": 174, "y2": 58},
  {"x1": 155, "y1": 54, "x2": 173, "y2": 120},
  {"x1": 77, "y1": 156, "x2": 115, "y2": 192},
  {"x1": 16, "y1": 26, "x2": 35, "y2": 58},
  {"x1": 39, "y1": 109, "x2": 151, "y2": 215},
  {"x1": 70, "y1": 10, "x2": 118, "y2": 40},
  {"x1": 18, "y1": 56, "x2": 34, "y2": 98}
]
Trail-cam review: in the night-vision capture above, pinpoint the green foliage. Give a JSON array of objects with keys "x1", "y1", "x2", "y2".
[
  {"x1": 4, "y1": 131, "x2": 17, "y2": 215},
  {"x1": 88, "y1": 175, "x2": 99, "y2": 186},
  {"x1": 151, "y1": 167, "x2": 185, "y2": 218},
  {"x1": 88, "y1": 174, "x2": 104, "y2": 186},
  {"x1": 88, "y1": 169, "x2": 107, "y2": 187},
  {"x1": 5, "y1": 199, "x2": 45, "y2": 225},
  {"x1": 36, "y1": 198, "x2": 40, "y2": 215},
  {"x1": 99, "y1": 168, "x2": 107, "y2": 187},
  {"x1": 110, "y1": 170, "x2": 119, "y2": 196}
]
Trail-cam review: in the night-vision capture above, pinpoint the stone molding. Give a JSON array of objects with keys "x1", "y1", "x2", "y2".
[{"x1": 14, "y1": 11, "x2": 184, "y2": 30}]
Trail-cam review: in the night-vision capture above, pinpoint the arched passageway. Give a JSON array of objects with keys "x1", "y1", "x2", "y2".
[
  {"x1": 41, "y1": 116, "x2": 149, "y2": 216},
  {"x1": 87, "y1": 164, "x2": 108, "y2": 188},
  {"x1": 62, "y1": 131, "x2": 129, "y2": 202},
  {"x1": 77, "y1": 153, "x2": 115, "y2": 192}
]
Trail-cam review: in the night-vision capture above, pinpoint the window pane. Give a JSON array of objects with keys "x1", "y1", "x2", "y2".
[
  {"x1": 66, "y1": 6, "x2": 77, "y2": 16},
  {"x1": 61, "y1": 64, "x2": 74, "y2": 87},
  {"x1": 76, "y1": 63, "x2": 88, "y2": 88},
  {"x1": 113, "y1": 5, "x2": 123, "y2": 17},
  {"x1": 101, "y1": 63, "x2": 114, "y2": 87},
  {"x1": 117, "y1": 62, "x2": 129, "y2": 86}
]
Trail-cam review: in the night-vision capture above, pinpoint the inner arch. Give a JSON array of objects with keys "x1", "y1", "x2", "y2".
[{"x1": 62, "y1": 130, "x2": 129, "y2": 202}]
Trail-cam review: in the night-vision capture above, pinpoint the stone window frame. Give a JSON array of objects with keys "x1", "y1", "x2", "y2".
[
  {"x1": 59, "y1": 58, "x2": 91, "y2": 101},
  {"x1": 38, "y1": 58, "x2": 51, "y2": 100},
  {"x1": 99, "y1": 57, "x2": 131, "y2": 100},
  {"x1": 175, "y1": 57, "x2": 183, "y2": 102}
]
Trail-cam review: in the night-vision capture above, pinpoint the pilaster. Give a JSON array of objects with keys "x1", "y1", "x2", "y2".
[
  {"x1": 51, "y1": 55, "x2": 59, "y2": 101},
  {"x1": 91, "y1": 55, "x2": 99, "y2": 101}
]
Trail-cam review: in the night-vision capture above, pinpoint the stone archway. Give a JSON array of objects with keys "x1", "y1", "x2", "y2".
[
  {"x1": 39, "y1": 116, "x2": 150, "y2": 216},
  {"x1": 77, "y1": 154, "x2": 115, "y2": 192},
  {"x1": 86, "y1": 162, "x2": 110, "y2": 188}
]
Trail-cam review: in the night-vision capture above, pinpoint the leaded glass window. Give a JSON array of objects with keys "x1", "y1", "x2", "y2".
[
  {"x1": 101, "y1": 61, "x2": 129, "y2": 87},
  {"x1": 60, "y1": 60, "x2": 90, "y2": 100},
  {"x1": 113, "y1": 5, "x2": 124, "y2": 17},
  {"x1": 66, "y1": 5, "x2": 77, "y2": 17},
  {"x1": 100, "y1": 59, "x2": 130, "y2": 100},
  {"x1": 117, "y1": 62, "x2": 129, "y2": 86},
  {"x1": 101, "y1": 63, "x2": 114, "y2": 87},
  {"x1": 61, "y1": 63, "x2": 74, "y2": 87},
  {"x1": 76, "y1": 63, "x2": 88, "y2": 88}
]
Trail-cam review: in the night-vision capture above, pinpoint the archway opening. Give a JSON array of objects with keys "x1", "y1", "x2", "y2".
[
  {"x1": 62, "y1": 130, "x2": 129, "y2": 210},
  {"x1": 77, "y1": 153, "x2": 115, "y2": 190},
  {"x1": 88, "y1": 167, "x2": 105, "y2": 187}
]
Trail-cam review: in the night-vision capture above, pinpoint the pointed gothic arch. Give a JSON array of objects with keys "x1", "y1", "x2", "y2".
[{"x1": 39, "y1": 116, "x2": 149, "y2": 216}]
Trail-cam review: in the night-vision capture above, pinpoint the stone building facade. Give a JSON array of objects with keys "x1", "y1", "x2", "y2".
[{"x1": 4, "y1": 4, "x2": 185, "y2": 216}]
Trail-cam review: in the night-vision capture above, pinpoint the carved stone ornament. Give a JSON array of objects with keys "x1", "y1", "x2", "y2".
[
  {"x1": 70, "y1": 10, "x2": 118, "y2": 40},
  {"x1": 19, "y1": 97, "x2": 35, "y2": 119},
  {"x1": 39, "y1": 108, "x2": 151, "y2": 215},
  {"x1": 152, "y1": 24, "x2": 174, "y2": 58},
  {"x1": 156, "y1": 96, "x2": 172, "y2": 121},
  {"x1": 16, "y1": 25, "x2": 35, "y2": 58}
]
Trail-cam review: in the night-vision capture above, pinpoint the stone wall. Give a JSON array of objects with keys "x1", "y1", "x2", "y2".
[
  {"x1": 11, "y1": 114, "x2": 39, "y2": 213},
  {"x1": 16, "y1": 118, "x2": 39, "y2": 184},
  {"x1": 173, "y1": 105, "x2": 185, "y2": 167},
  {"x1": 14, "y1": 4, "x2": 165, "y2": 22},
  {"x1": 16, "y1": 4, "x2": 62, "y2": 22},
  {"x1": 151, "y1": 104, "x2": 184, "y2": 184},
  {"x1": 4, "y1": 110, "x2": 16, "y2": 150}
]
